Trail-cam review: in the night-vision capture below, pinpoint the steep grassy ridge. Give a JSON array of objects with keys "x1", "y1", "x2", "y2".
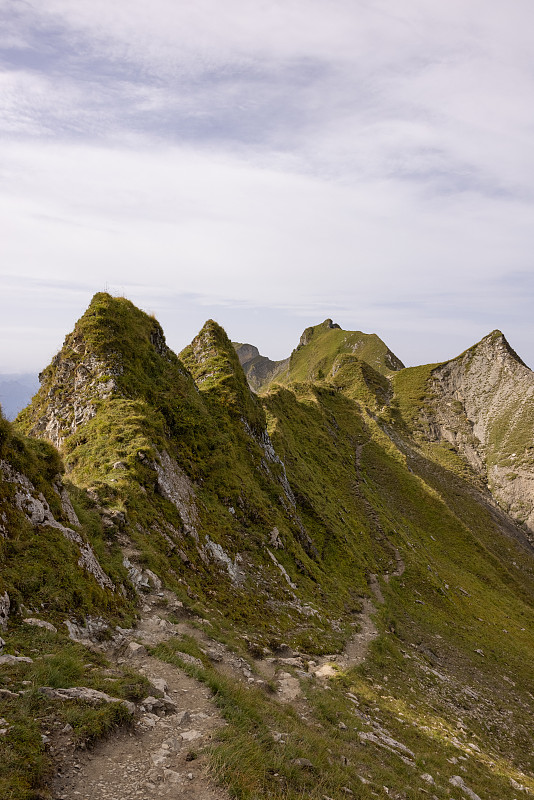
[
  {"x1": 260, "y1": 382, "x2": 534, "y2": 798},
  {"x1": 15, "y1": 299, "x2": 388, "y2": 650}
]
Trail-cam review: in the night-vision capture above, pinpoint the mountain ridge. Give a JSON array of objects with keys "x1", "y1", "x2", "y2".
[{"x1": 1, "y1": 293, "x2": 533, "y2": 800}]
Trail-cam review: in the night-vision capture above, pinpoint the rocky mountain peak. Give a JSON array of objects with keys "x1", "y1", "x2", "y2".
[
  {"x1": 181, "y1": 320, "x2": 266, "y2": 433},
  {"x1": 18, "y1": 315, "x2": 121, "y2": 449},
  {"x1": 16, "y1": 293, "x2": 199, "y2": 453},
  {"x1": 298, "y1": 319, "x2": 340, "y2": 347},
  {"x1": 233, "y1": 343, "x2": 260, "y2": 366},
  {"x1": 424, "y1": 331, "x2": 534, "y2": 535},
  {"x1": 232, "y1": 342, "x2": 290, "y2": 393},
  {"x1": 181, "y1": 320, "x2": 236, "y2": 378},
  {"x1": 474, "y1": 329, "x2": 529, "y2": 370}
]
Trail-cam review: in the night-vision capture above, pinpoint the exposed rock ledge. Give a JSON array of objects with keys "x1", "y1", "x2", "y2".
[{"x1": 0, "y1": 459, "x2": 115, "y2": 591}]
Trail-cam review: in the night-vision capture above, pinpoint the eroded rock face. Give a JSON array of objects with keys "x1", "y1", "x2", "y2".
[
  {"x1": 152, "y1": 450, "x2": 199, "y2": 540},
  {"x1": 123, "y1": 557, "x2": 162, "y2": 593},
  {"x1": 0, "y1": 592, "x2": 10, "y2": 629},
  {"x1": 202, "y1": 536, "x2": 245, "y2": 585},
  {"x1": 64, "y1": 616, "x2": 111, "y2": 644},
  {"x1": 28, "y1": 333, "x2": 121, "y2": 449},
  {"x1": 54, "y1": 482, "x2": 80, "y2": 527},
  {"x1": 38, "y1": 686, "x2": 135, "y2": 715},
  {"x1": 23, "y1": 617, "x2": 57, "y2": 633},
  {"x1": 427, "y1": 332, "x2": 534, "y2": 534},
  {"x1": 0, "y1": 460, "x2": 114, "y2": 591}
]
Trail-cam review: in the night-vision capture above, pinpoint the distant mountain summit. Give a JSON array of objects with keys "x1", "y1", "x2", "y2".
[
  {"x1": 234, "y1": 318, "x2": 404, "y2": 393},
  {"x1": 233, "y1": 342, "x2": 290, "y2": 392},
  {"x1": 235, "y1": 320, "x2": 534, "y2": 539}
]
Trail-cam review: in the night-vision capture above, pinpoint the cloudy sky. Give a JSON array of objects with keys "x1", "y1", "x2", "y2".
[{"x1": 1, "y1": 0, "x2": 533, "y2": 373}]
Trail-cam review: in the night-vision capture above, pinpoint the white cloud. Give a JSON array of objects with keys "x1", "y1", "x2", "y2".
[
  {"x1": 1, "y1": 139, "x2": 533, "y2": 327},
  {"x1": 0, "y1": 1, "x2": 534, "y2": 371}
]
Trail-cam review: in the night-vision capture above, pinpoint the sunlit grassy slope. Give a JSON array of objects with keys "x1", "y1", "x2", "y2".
[{"x1": 251, "y1": 318, "x2": 404, "y2": 391}]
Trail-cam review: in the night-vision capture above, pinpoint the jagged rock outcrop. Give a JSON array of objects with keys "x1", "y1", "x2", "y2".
[
  {"x1": 38, "y1": 686, "x2": 136, "y2": 715},
  {"x1": 30, "y1": 343, "x2": 119, "y2": 450},
  {"x1": 0, "y1": 459, "x2": 114, "y2": 590},
  {"x1": 426, "y1": 331, "x2": 534, "y2": 534},
  {"x1": 152, "y1": 450, "x2": 200, "y2": 540}
]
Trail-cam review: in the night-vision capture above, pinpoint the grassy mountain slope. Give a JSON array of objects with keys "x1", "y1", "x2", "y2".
[
  {"x1": 16, "y1": 298, "x2": 384, "y2": 649},
  {"x1": 243, "y1": 318, "x2": 405, "y2": 392},
  {"x1": 0, "y1": 409, "x2": 143, "y2": 799},
  {"x1": 0, "y1": 410, "x2": 133, "y2": 626},
  {"x1": 5, "y1": 295, "x2": 534, "y2": 799}
]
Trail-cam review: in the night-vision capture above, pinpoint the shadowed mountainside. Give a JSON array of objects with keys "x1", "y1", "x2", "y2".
[{"x1": 233, "y1": 342, "x2": 290, "y2": 392}]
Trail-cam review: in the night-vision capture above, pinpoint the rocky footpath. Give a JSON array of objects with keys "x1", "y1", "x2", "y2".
[
  {"x1": 53, "y1": 656, "x2": 227, "y2": 800},
  {"x1": 51, "y1": 582, "x2": 230, "y2": 800},
  {"x1": 49, "y1": 539, "x2": 412, "y2": 799},
  {"x1": 49, "y1": 548, "x2": 405, "y2": 800}
]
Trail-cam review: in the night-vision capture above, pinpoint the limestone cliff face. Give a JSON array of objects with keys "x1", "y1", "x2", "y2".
[{"x1": 427, "y1": 331, "x2": 534, "y2": 533}]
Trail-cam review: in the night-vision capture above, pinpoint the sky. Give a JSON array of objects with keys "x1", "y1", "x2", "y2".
[{"x1": 1, "y1": 0, "x2": 534, "y2": 373}]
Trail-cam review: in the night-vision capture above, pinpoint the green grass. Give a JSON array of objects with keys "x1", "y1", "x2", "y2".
[
  {"x1": 1, "y1": 411, "x2": 135, "y2": 624},
  {"x1": 271, "y1": 320, "x2": 404, "y2": 390},
  {"x1": 389, "y1": 363, "x2": 439, "y2": 432},
  {"x1": 154, "y1": 628, "x2": 533, "y2": 800}
]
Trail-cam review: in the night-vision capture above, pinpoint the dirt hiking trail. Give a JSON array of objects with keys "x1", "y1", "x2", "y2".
[{"x1": 52, "y1": 549, "x2": 405, "y2": 798}]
